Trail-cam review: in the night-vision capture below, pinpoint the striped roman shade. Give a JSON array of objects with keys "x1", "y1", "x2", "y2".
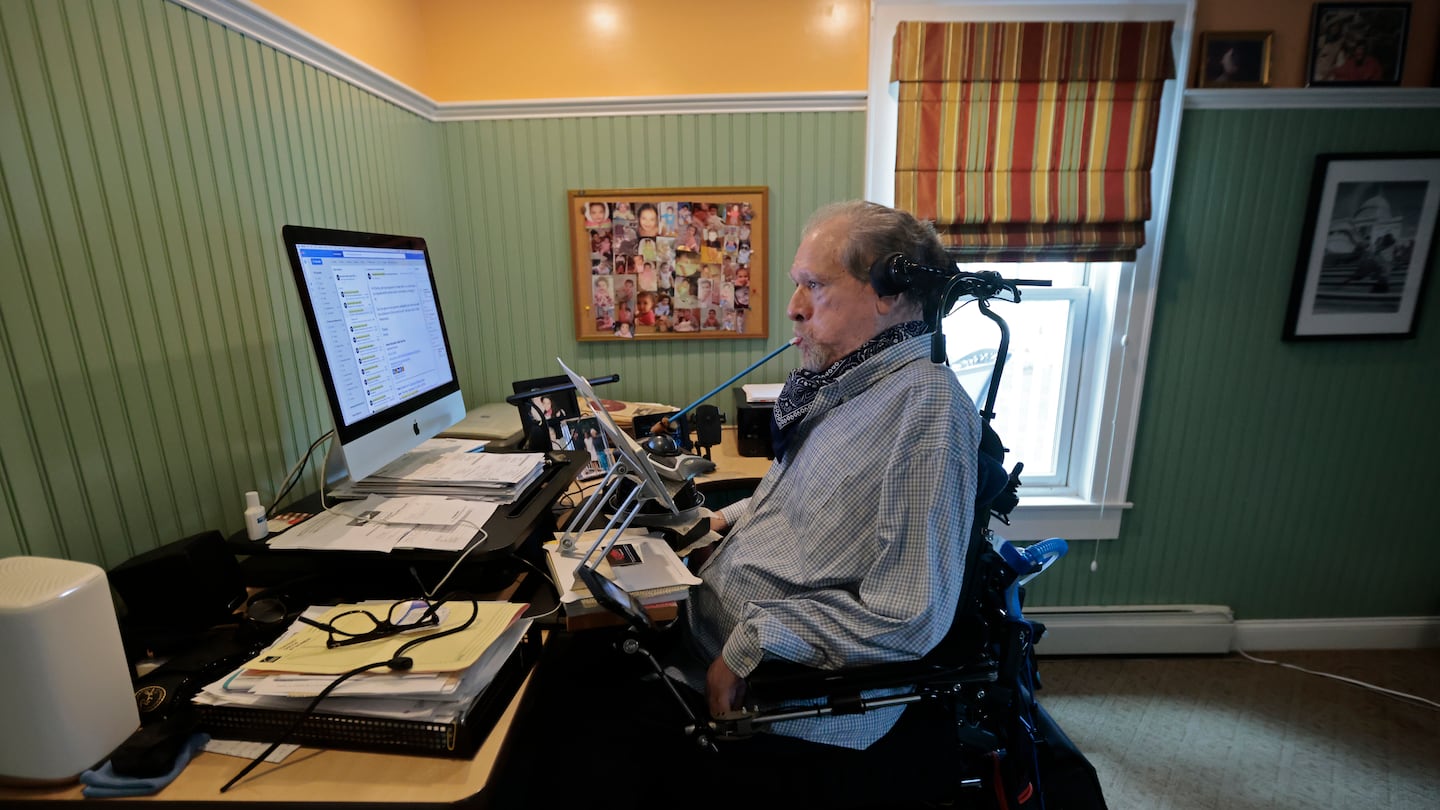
[{"x1": 892, "y1": 21, "x2": 1175, "y2": 262}]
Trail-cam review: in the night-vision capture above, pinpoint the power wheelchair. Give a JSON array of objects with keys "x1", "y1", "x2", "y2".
[{"x1": 570, "y1": 271, "x2": 1106, "y2": 809}]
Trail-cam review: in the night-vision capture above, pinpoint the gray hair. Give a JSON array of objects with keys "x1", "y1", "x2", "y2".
[{"x1": 803, "y1": 200, "x2": 950, "y2": 314}]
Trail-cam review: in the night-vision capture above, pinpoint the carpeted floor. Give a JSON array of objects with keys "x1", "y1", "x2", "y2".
[{"x1": 1037, "y1": 648, "x2": 1440, "y2": 810}]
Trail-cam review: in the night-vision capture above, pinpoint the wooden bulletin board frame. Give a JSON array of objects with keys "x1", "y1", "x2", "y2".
[{"x1": 569, "y1": 186, "x2": 768, "y2": 341}]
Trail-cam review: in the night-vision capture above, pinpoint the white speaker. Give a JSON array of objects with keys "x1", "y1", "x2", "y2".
[{"x1": 0, "y1": 556, "x2": 139, "y2": 783}]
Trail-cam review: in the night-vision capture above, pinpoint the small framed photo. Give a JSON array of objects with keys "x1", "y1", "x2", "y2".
[
  {"x1": 1195, "y1": 31, "x2": 1273, "y2": 88},
  {"x1": 1284, "y1": 153, "x2": 1439, "y2": 340},
  {"x1": 562, "y1": 416, "x2": 612, "y2": 481},
  {"x1": 1306, "y1": 2, "x2": 1411, "y2": 87},
  {"x1": 511, "y1": 375, "x2": 581, "y2": 450}
]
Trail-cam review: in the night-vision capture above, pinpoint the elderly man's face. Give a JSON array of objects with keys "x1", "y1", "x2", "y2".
[{"x1": 786, "y1": 217, "x2": 890, "y2": 371}]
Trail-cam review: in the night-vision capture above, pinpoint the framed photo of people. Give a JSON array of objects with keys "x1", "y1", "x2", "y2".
[
  {"x1": 1305, "y1": 2, "x2": 1410, "y2": 87},
  {"x1": 1283, "y1": 153, "x2": 1439, "y2": 340},
  {"x1": 569, "y1": 186, "x2": 768, "y2": 341}
]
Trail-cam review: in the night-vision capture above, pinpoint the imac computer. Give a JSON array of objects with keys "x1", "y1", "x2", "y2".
[{"x1": 282, "y1": 225, "x2": 466, "y2": 483}]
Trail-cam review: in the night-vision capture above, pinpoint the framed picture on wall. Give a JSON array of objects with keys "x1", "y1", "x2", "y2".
[
  {"x1": 1306, "y1": 2, "x2": 1411, "y2": 87},
  {"x1": 1195, "y1": 31, "x2": 1273, "y2": 88},
  {"x1": 1284, "y1": 153, "x2": 1439, "y2": 340},
  {"x1": 569, "y1": 187, "x2": 768, "y2": 341}
]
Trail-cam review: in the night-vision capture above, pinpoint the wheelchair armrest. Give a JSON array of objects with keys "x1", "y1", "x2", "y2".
[{"x1": 745, "y1": 656, "x2": 997, "y2": 709}]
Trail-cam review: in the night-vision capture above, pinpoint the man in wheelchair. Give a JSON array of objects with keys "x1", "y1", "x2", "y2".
[
  {"x1": 682, "y1": 199, "x2": 979, "y2": 749},
  {"x1": 501, "y1": 201, "x2": 1102, "y2": 809}
]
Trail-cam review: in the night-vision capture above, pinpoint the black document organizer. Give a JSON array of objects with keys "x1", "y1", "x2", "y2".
[
  {"x1": 228, "y1": 451, "x2": 588, "y2": 588},
  {"x1": 196, "y1": 630, "x2": 542, "y2": 758}
]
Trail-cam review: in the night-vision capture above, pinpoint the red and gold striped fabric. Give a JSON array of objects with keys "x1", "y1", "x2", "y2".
[{"x1": 892, "y1": 21, "x2": 1174, "y2": 262}]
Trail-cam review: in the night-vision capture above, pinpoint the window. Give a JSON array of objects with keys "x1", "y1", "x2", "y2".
[
  {"x1": 944, "y1": 263, "x2": 1091, "y2": 488},
  {"x1": 868, "y1": 1, "x2": 1196, "y2": 540}
]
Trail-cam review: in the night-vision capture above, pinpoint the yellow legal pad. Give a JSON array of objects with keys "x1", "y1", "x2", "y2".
[{"x1": 243, "y1": 600, "x2": 527, "y2": 675}]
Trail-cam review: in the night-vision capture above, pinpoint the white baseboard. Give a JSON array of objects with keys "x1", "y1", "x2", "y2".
[
  {"x1": 1029, "y1": 605, "x2": 1235, "y2": 656},
  {"x1": 1232, "y1": 616, "x2": 1440, "y2": 652},
  {"x1": 1025, "y1": 606, "x2": 1440, "y2": 656}
]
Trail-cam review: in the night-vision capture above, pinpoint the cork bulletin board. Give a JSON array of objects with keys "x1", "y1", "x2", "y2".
[{"x1": 569, "y1": 186, "x2": 768, "y2": 341}]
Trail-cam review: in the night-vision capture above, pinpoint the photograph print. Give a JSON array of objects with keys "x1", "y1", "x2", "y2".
[
  {"x1": 1284, "y1": 153, "x2": 1439, "y2": 340},
  {"x1": 1306, "y1": 3, "x2": 1410, "y2": 86},
  {"x1": 562, "y1": 416, "x2": 611, "y2": 480},
  {"x1": 1195, "y1": 31, "x2": 1272, "y2": 88}
]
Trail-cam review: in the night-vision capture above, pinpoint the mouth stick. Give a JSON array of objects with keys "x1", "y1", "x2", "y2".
[{"x1": 650, "y1": 338, "x2": 798, "y2": 433}]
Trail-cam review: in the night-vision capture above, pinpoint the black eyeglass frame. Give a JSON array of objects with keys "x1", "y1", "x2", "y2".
[{"x1": 296, "y1": 598, "x2": 443, "y2": 648}]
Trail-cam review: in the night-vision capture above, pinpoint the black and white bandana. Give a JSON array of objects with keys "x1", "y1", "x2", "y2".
[{"x1": 770, "y1": 320, "x2": 930, "y2": 459}]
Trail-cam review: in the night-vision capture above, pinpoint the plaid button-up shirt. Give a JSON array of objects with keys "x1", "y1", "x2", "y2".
[{"x1": 681, "y1": 334, "x2": 980, "y2": 748}]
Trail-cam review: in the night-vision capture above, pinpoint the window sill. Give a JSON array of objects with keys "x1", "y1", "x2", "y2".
[{"x1": 987, "y1": 497, "x2": 1132, "y2": 542}]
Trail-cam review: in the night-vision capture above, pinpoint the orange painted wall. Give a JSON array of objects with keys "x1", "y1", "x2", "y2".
[
  {"x1": 252, "y1": 0, "x2": 430, "y2": 88},
  {"x1": 252, "y1": 0, "x2": 869, "y2": 101},
  {"x1": 417, "y1": 0, "x2": 868, "y2": 101},
  {"x1": 1193, "y1": 0, "x2": 1437, "y2": 88},
  {"x1": 251, "y1": 1, "x2": 1436, "y2": 100}
]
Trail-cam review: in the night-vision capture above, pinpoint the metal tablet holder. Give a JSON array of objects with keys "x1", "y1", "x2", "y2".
[
  {"x1": 553, "y1": 358, "x2": 679, "y2": 578},
  {"x1": 555, "y1": 452, "x2": 666, "y2": 569}
]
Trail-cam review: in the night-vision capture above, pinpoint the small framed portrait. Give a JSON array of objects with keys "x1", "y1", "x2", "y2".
[
  {"x1": 1284, "y1": 153, "x2": 1439, "y2": 340},
  {"x1": 1195, "y1": 31, "x2": 1272, "y2": 88},
  {"x1": 1306, "y1": 3, "x2": 1411, "y2": 87},
  {"x1": 511, "y1": 376, "x2": 581, "y2": 449},
  {"x1": 562, "y1": 416, "x2": 611, "y2": 480}
]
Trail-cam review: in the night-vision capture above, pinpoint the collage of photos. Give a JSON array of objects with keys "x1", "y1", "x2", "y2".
[{"x1": 583, "y1": 199, "x2": 756, "y2": 338}]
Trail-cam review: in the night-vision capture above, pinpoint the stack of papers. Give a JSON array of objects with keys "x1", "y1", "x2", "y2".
[
  {"x1": 266, "y1": 494, "x2": 500, "y2": 552},
  {"x1": 334, "y1": 439, "x2": 548, "y2": 504},
  {"x1": 194, "y1": 600, "x2": 532, "y2": 725},
  {"x1": 740, "y1": 383, "x2": 783, "y2": 403}
]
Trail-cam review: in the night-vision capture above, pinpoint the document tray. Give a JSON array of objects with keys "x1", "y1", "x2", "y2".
[{"x1": 196, "y1": 631, "x2": 539, "y2": 758}]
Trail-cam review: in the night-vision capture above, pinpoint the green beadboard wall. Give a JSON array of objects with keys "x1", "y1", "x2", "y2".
[
  {"x1": 1, "y1": 0, "x2": 1437, "y2": 620},
  {"x1": 0, "y1": 0, "x2": 864, "y2": 567},
  {"x1": 436, "y1": 113, "x2": 862, "y2": 407},
  {"x1": 0, "y1": 0, "x2": 446, "y2": 564},
  {"x1": 1024, "y1": 107, "x2": 1440, "y2": 619}
]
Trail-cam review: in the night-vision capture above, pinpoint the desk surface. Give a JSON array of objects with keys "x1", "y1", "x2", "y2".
[
  {"x1": 698, "y1": 425, "x2": 773, "y2": 483},
  {"x1": 0, "y1": 444, "x2": 758, "y2": 806},
  {"x1": 0, "y1": 663, "x2": 532, "y2": 805}
]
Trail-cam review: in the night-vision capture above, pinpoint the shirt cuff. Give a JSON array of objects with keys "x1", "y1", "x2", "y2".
[{"x1": 720, "y1": 622, "x2": 764, "y2": 677}]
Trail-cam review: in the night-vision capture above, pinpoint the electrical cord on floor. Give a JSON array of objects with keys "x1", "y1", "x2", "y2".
[{"x1": 1234, "y1": 648, "x2": 1440, "y2": 710}]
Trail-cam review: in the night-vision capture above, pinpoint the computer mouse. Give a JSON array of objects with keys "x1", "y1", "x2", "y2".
[{"x1": 650, "y1": 453, "x2": 716, "y2": 482}]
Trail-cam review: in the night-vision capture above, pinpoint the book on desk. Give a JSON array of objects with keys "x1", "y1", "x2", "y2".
[
  {"x1": 193, "y1": 600, "x2": 538, "y2": 758},
  {"x1": 541, "y1": 529, "x2": 700, "y2": 632}
]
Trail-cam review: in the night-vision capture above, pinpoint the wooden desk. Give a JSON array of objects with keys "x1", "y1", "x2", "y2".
[
  {"x1": 0, "y1": 663, "x2": 536, "y2": 807},
  {"x1": 698, "y1": 425, "x2": 773, "y2": 482}
]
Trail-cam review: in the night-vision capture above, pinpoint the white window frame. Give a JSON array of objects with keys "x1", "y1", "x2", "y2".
[
  {"x1": 867, "y1": 0, "x2": 1196, "y2": 540},
  {"x1": 943, "y1": 279, "x2": 1090, "y2": 489}
]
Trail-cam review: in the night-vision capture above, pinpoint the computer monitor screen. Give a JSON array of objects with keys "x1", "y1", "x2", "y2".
[{"x1": 282, "y1": 225, "x2": 465, "y2": 482}]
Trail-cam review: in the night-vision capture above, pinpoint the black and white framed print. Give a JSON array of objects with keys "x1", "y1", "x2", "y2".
[{"x1": 1284, "y1": 153, "x2": 1439, "y2": 340}]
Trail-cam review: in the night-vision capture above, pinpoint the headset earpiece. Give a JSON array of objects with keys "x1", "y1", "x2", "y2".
[{"x1": 869, "y1": 252, "x2": 910, "y2": 297}]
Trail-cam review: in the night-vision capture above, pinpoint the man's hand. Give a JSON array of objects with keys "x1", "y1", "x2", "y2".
[{"x1": 706, "y1": 655, "x2": 746, "y2": 717}]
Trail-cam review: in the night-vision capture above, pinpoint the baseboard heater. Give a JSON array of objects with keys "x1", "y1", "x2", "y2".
[{"x1": 1027, "y1": 605, "x2": 1235, "y2": 656}]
